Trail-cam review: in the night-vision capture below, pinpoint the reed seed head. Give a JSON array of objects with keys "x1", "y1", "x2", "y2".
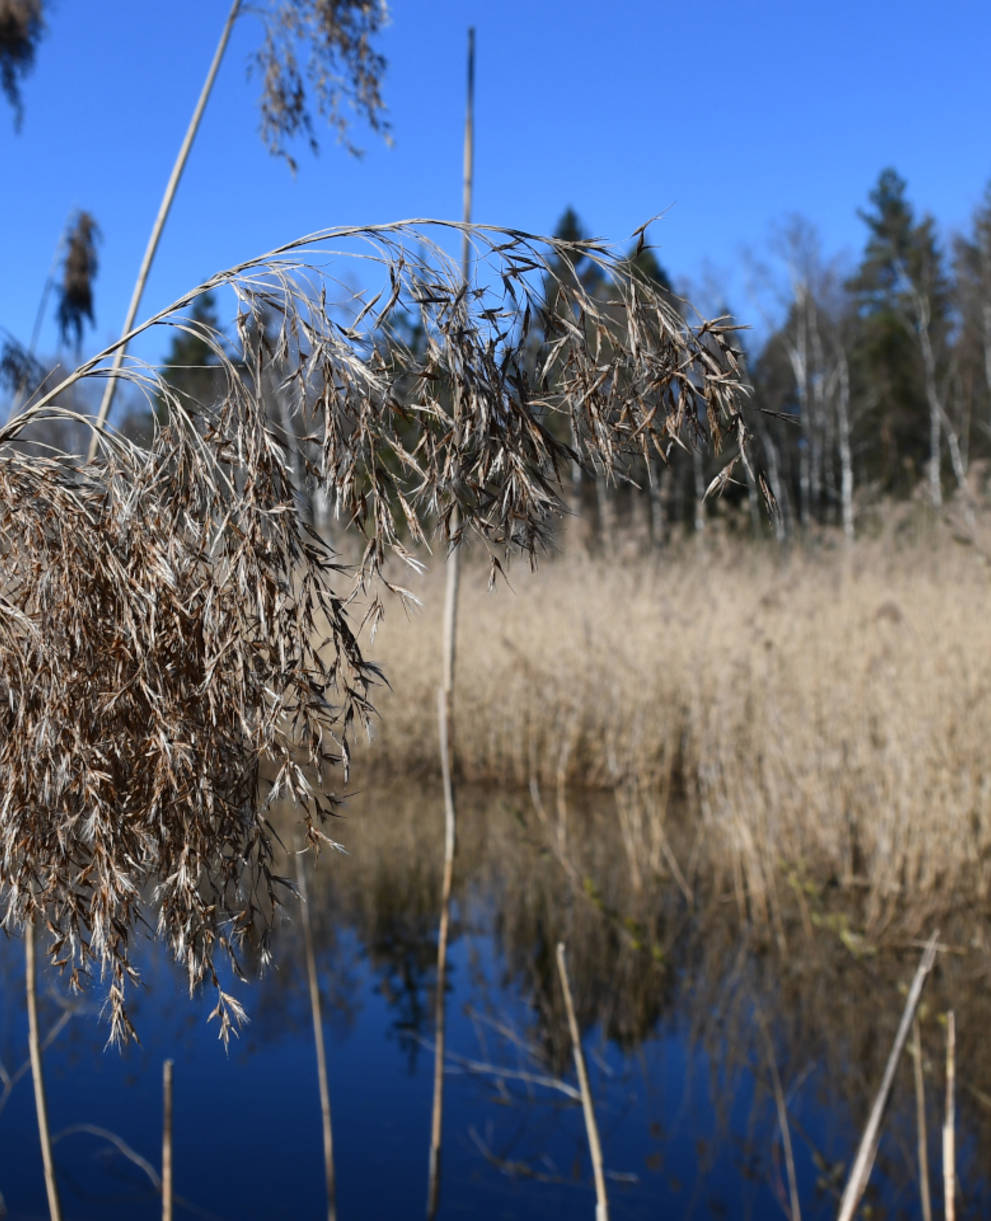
[{"x1": 0, "y1": 219, "x2": 757, "y2": 1041}]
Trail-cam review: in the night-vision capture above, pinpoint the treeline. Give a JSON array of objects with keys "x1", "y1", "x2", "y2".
[
  {"x1": 746, "y1": 167, "x2": 991, "y2": 542},
  {"x1": 552, "y1": 169, "x2": 991, "y2": 547},
  {"x1": 7, "y1": 167, "x2": 991, "y2": 551}
]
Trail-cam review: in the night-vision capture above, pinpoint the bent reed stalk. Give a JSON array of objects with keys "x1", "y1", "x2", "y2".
[{"x1": 0, "y1": 220, "x2": 752, "y2": 1042}]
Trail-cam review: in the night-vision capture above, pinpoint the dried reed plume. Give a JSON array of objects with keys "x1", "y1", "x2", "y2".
[
  {"x1": 56, "y1": 210, "x2": 100, "y2": 356},
  {"x1": 254, "y1": 0, "x2": 389, "y2": 169},
  {"x1": 0, "y1": 0, "x2": 43, "y2": 128},
  {"x1": 0, "y1": 219, "x2": 756, "y2": 1042}
]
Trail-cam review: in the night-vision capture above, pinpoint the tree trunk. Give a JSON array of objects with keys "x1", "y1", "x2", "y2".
[
  {"x1": 904, "y1": 279, "x2": 943, "y2": 509},
  {"x1": 691, "y1": 447, "x2": 706, "y2": 534},
  {"x1": 834, "y1": 347, "x2": 855, "y2": 542},
  {"x1": 595, "y1": 473, "x2": 615, "y2": 549},
  {"x1": 648, "y1": 454, "x2": 668, "y2": 547}
]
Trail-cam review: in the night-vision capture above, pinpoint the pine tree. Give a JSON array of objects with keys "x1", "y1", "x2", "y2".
[
  {"x1": 954, "y1": 181, "x2": 991, "y2": 438},
  {"x1": 846, "y1": 169, "x2": 951, "y2": 500}
]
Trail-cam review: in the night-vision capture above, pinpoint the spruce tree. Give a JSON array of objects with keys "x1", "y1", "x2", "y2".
[{"x1": 846, "y1": 169, "x2": 949, "y2": 497}]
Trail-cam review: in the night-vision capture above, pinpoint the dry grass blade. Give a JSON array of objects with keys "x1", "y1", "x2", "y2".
[
  {"x1": 51, "y1": 1121, "x2": 220, "y2": 1220},
  {"x1": 0, "y1": 219, "x2": 754, "y2": 1042}
]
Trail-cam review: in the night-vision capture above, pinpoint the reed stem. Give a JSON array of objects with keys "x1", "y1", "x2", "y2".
[
  {"x1": 911, "y1": 1018, "x2": 932, "y2": 1221},
  {"x1": 943, "y1": 1010, "x2": 956, "y2": 1221},
  {"x1": 427, "y1": 685, "x2": 457, "y2": 1220},
  {"x1": 556, "y1": 942, "x2": 609, "y2": 1221},
  {"x1": 296, "y1": 846, "x2": 337, "y2": 1221},
  {"x1": 26, "y1": 922, "x2": 62, "y2": 1221},
  {"x1": 837, "y1": 932, "x2": 939, "y2": 1221},
  {"x1": 88, "y1": 0, "x2": 243, "y2": 456},
  {"x1": 162, "y1": 1059, "x2": 174, "y2": 1221},
  {"x1": 427, "y1": 28, "x2": 474, "y2": 1220},
  {"x1": 756, "y1": 1008, "x2": 801, "y2": 1221}
]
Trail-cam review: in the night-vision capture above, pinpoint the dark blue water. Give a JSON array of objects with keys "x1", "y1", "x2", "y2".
[{"x1": 0, "y1": 792, "x2": 987, "y2": 1219}]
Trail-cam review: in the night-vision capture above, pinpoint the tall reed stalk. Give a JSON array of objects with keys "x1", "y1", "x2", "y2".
[
  {"x1": 837, "y1": 934, "x2": 939, "y2": 1221},
  {"x1": 756, "y1": 1006, "x2": 801, "y2": 1221},
  {"x1": 162, "y1": 1059, "x2": 174, "y2": 1221},
  {"x1": 296, "y1": 844, "x2": 337, "y2": 1221},
  {"x1": 911, "y1": 1018, "x2": 932, "y2": 1221},
  {"x1": 556, "y1": 942, "x2": 609, "y2": 1221},
  {"x1": 88, "y1": 0, "x2": 243, "y2": 457},
  {"x1": 25, "y1": 922, "x2": 62, "y2": 1221},
  {"x1": 943, "y1": 1010, "x2": 956, "y2": 1221},
  {"x1": 427, "y1": 29, "x2": 474, "y2": 1220}
]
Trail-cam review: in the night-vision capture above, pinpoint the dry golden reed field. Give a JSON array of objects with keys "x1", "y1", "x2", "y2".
[{"x1": 346, "y1": 525, "x2": 991, "y2": 934}]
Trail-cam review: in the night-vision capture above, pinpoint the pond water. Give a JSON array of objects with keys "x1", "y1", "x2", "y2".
[{"x1": 1, "y1": 784, "x2": 989, "y2": 1219}]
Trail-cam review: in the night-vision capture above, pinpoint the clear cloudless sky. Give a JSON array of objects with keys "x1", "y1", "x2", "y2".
[{"x1": 3, "y1": 0, "x2": 991, "y2": 381}]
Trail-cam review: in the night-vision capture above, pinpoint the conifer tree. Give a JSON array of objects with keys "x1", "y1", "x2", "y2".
[{"x1": 846, "y1": 169, "x2": 951, "y2": 501}]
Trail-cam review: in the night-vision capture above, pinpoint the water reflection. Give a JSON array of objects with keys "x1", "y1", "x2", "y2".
[{"x1": 2, "y1": 781, "x2": 991, "y2": 1218}]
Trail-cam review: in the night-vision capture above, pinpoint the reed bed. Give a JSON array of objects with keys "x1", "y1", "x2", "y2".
[{"x1": 350, "y1": 529, "x2": 991, "y2": 930}]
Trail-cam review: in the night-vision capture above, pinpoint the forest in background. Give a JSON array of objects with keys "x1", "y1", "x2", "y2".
[
  {"x1": 6, "y1": 166, "x2": 991, "y2": 553},
  {"x1": 537, "y1": 170, "x2": 991, "y2": 549}
]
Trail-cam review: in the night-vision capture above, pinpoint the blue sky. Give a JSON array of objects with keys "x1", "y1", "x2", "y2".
[{"x1": 3, "y1": 0, "x2": 991, "y2": 382}]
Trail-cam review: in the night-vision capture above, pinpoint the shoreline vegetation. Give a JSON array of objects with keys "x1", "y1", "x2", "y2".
[{"x1": 344, "y1": 521, "x2": 991, "y2": 939}]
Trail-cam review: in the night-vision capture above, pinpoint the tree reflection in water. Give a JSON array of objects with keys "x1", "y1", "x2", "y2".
[{"x1": 3, "y1": 781, "x2": 991, "y2": 1218}]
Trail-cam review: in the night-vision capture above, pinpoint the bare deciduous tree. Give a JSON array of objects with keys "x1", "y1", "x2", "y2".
[{"x1": 747, "y1": 217, "x2": 856, "y2": 539}]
